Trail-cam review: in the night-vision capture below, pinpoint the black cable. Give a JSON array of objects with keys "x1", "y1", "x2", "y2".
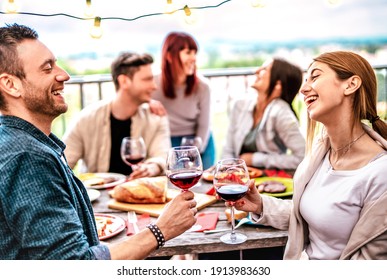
[{"x1": 0, "y1": 0, "x2": 232, "y2": 22}]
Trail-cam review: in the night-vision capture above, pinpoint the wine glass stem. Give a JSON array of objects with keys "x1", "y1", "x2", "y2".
[{"x1": 230, "y1": 205, "x2": 236, "y2": 242}]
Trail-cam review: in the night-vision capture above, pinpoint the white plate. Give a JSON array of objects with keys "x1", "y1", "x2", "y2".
[
  {"x1": 79, "y1": 172, "x2": 126, "y2": 189},
  {"x1": 94, "y1": 213, "x2": 126, "y2": 240},
  {"x1": 87, "y1": 189, "x2": 101, "y2": 202}
]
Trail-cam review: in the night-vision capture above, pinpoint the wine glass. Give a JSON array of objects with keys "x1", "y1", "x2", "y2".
[
  {"x1": 166, "y1": 146, "x2": 203, "y2": 192},
  {"x1": 213, "y1": 158, "x2": 250, "y2": 244},
  {"x1": 120, "y1": 136, "x2": 146, "y2": 171},
  {"x1": 181, "y1": 136, "x2": 202, "y2": 151}
]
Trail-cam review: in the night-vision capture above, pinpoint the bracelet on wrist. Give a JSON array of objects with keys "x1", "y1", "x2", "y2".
[{"x1": 146, "y1": 223, "x2": 165, "y2": 249}]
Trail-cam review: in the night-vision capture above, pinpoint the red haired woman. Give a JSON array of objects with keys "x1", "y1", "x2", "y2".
[{"x1": 153, "y1": 32, "x2": 215, "y2": 169}]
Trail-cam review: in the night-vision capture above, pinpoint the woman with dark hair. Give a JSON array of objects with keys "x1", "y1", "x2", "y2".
[
  {"x1": 152, "y1": 32, "x2": 216, "y2": 169},
  {"x1": 221, "y1": 58, "x2": 306, "y2": 169}
]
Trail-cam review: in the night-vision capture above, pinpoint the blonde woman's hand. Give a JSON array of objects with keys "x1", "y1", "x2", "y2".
[{"x1": 226, "y1": 180, "x2": 263, "y2": 214}]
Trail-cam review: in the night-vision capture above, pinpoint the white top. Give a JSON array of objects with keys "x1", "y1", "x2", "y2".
[{"x1": 300, "y1": 150, "x2": 387, "y2": 260}]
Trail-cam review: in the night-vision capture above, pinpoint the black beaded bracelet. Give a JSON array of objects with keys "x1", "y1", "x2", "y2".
[{"x1": 146, "y1": 223, "x2": 165, "y2": 249}]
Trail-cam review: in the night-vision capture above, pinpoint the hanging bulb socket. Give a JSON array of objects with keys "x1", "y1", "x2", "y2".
[
  {"x1": 183, "y1": 5, "x2": 192, "y2": 16},
  {"x1": 183, "y1": 5, "x2": 198, "y2": 25},
  {"x1": 90, "y1": 16, "x2": 103, "y2": 39}
]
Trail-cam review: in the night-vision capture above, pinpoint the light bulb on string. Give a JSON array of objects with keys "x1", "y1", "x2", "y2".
[
  {"x1": 90, "y1": 16, "x2": 103, "y2": 39},
  {"x1": 84, "y1": 0, "x2": 95, "y2": 18},
  {"x1": 183, "y1": 5, "x2": 198, "y2": 25},
  {"x1": 5, "y1": 0, "x2": 19, "y2": 14},
  {"x1": 250, "y1": 0, "x2": 267, "y2": 8},
  {"x1": 326, "y1": 0, "x2": 342, "y2": 6},
  {"x1": 164, "y1": 0, "x2": 176, "y2": 14}
]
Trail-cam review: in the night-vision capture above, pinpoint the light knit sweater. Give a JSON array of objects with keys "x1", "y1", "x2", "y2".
[{"x1": 152, "y1": 74, "x2": 211, "y2": 152}]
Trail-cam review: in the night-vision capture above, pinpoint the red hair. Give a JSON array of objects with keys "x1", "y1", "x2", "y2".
[{"x1": 161, "y1": 32, "x2": 198, "y2": 98}]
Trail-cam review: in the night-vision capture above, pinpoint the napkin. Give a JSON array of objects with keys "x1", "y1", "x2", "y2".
[
  {"x1": 126, "y1": 213, "x2": 151, "y2": 236},
  {"x1": 192, "y1": 212, "x2": 219, "y2": 232}
]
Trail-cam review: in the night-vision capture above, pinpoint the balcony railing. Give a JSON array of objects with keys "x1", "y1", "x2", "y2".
[{"x1": 54, "y1": 66, "x2": 387, "y2": 139}]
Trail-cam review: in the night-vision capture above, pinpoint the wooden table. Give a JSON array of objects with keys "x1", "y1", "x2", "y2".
[{"x1": 92, "y1": 180, "x2": 289, "y2": 259}]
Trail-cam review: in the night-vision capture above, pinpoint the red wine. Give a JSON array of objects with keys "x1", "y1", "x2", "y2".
[
  {"x1": 216, "y1": 184, "x2": 248, "y2": 201},
  {"x1": 123, "y1": 156, "x2": 144, "y2": 165},
  {"x1": 168, "y1": 171, "x2": 202, "y2": 190}
]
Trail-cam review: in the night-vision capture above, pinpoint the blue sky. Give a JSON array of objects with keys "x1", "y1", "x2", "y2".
[{"x1": 1, "y1": 0, "x2": 387, "y2": 58}]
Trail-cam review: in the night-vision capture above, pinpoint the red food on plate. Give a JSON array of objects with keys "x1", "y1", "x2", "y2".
[{"x1": 94, "y1": 214, "x2": 126, "y2": 240}]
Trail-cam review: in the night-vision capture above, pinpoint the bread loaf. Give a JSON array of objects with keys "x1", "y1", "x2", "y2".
[{"x1": 113, "y1": 176, "x2": 167, "y2": 204}]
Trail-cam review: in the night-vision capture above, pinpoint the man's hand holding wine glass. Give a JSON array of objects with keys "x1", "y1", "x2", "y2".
[{"x1": 156, "y1": 191, "x2": 198, "y2": 240}]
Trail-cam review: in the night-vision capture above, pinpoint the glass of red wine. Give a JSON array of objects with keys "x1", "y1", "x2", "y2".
[
  {"x1": 181, "y1": 136, "x2": 202, "y2": 151},
  {"x1": 213, "y1": 158, "x2": 250, "y2": 244},
  {"x1": 120, "y1": 136, "x2": 146, "y2": 171},
  {"x1": 166, "y1": 146, "x2": 203, "y2": 192}
]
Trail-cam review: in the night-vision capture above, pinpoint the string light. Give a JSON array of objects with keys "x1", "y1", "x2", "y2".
[
  {"x1": 183, "y1": 5, "x2": 198, "y2": 25},
  {"x1": 90, "y1": 16, "x2": 102, "y2": 39},
  {"x1": 0, "y1": 0, "x2": 340, "y2": 38},
  {"x1": 183, "y1": 5, "x2": 192, "y2": 17},
  {"x1": 164, "y1": 0, "x2": 176, "y2": 14},
  {"x1": 326, "y1": 0, "x2": 342, "y2": 5},
  {"x1": 250, "y1": 0, "x2": 267, "y2": 8},
  {"x1": 84, "y1": 0, "x2": 94, "y2": 18},
  {"x1": 5, "y1": 0, "x2": 19, "y2": 14},
  {"x1": 0, "y1": 0, "x2": 233, "y2": 22}
]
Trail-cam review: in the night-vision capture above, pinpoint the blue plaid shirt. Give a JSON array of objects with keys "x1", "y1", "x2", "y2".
[{"x1": 0, "y1": 116, "x2": 110, "y2": 259}]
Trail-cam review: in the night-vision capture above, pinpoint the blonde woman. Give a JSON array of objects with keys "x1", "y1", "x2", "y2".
[{"x1": 233, "y1": 51, "x2": 387, "y2": 260}]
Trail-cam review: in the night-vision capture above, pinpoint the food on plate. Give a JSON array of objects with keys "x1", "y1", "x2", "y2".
[
  {"x1": 202, "y1": 166, "x2": 215, "y2": 181},
  {"x1": 203, "y1": 166, "x2": 263, "y2": 182},
  {"x1": 247, "y1": 167, "x2": 263, "y2": 178},
  {"x1": 79, "y1": 173, "x2": 117, "y2": 187},
  {"x1": 225, "y1": 208, "x2": 248, "y2": 223},
  {"x1": 256, "y1": 180, "x2": 287, "y2": 193},
  {"x1": 83, "y1": 177, "x2": 105, "y2": 187},
  {"x1": 95, "y1": 215, "x2": 114, "y2": 238},
  {"x1": 113, "y1": 176, "x2": 167, "y2": 203},
  {"x1": 202, "y1": 171, "x2": 214, "y2": 181}
]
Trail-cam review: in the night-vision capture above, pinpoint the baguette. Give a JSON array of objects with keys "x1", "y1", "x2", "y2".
[{"x1": 113, "y1": 176, "x2": 167, "y2": 204}]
